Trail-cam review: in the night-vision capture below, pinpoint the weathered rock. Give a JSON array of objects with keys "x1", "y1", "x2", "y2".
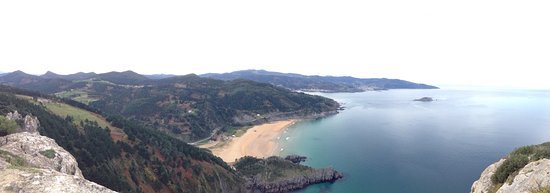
[
  {"x1": 0, "y1": 132, "x2": 81, "y2": 176},
  {"x1": 5, "y1": 111, "x2": 40, "y2": 133},
  {"x1": 0, "y1": 132, "x2": 116, "y2": 193},
  {"x1": 471, "y1": 159, "x2": 505, "y2": 193},
  {"x1": 6, "y1": 111, "x2": 22, "y2": 121},
  {"x1": 0, "y1": 168, "x2": 115, "y2": 193},
  {"x1": 246, "y1": 167, "x2": 343, "y2": 193},
  {"x1": 22, "y1": 115, "x2": 40, "y2": 133},
  {"x1": 471, "y1": 159, "x2": 550, "y2": 193},
  {"x1": 498, "y1": 159, "x2": 550, "y2": 193}
]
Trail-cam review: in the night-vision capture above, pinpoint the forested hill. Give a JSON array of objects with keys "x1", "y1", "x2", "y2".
[
  {"x1": 0, "y1": 71, "x2": 341, "y2": 142},
  {"x1": 0, "y1": 87, "x2": 246, "y2": 193},
  {"x1": 202, "y1": 69, "x2": 438, "y2": 92},
  {"x1": 85, "y1": 75, "x2": 340, "y2": 141},
  {"x1": 0, "y1": 70, "x2": 151, "y2": 93}
]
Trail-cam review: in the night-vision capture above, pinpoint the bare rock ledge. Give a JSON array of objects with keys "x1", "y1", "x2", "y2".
[{"x1": 0, "y1": 132, "x2": 116, "y2": 193}]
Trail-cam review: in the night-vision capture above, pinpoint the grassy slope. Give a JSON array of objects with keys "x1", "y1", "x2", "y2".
[
  {"x1": 44, "y1": 102, "x2": 109, "y2": 128},
  {"x1": 42, "y1": 101, "x2": 128, "y2": 142},
  {"x1": 55, "y1": 89, "x2": 98, "y2": 104}
]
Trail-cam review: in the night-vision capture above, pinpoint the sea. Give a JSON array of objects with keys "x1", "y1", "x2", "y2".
[{"x1": 278, "y1": 88, "x2": 550, "y2": 193}]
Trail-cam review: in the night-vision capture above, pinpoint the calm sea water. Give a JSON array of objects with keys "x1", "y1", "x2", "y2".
[{"x1": 279, "y1": 89, "x2": 550, "y2": 193}]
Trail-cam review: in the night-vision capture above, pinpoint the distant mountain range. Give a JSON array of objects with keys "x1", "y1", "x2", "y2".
[
  {"x1": 202, "y1": 70, "x2": 438, "y2": 92},
  {"x1": 0, "y1": 69, "x2": 437, "y2": 93}
]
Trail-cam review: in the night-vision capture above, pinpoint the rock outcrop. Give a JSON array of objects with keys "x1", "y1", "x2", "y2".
[
  {"x1": 0, "y1": 168, "x2": 116, "y2": 193},
  {"x1": 413, "y1": 97, "x2": 434, "y2": 102},
  {"x1": 0, "y1": 132, "x2": 82, "y2": 176},
  {"x1": 471, "y1": 159, "x2": 505, "y2": 193},
  {"x1": 246, "y1": 167, "x2": 343, "y2": 193},
  {"x1": 5, "y1": 111, "x2": 40, "y2": 133},
  {"x1": 0, "y1": 132, "x2": 116, "y2": 193},
  {"x1": 471, "y1": 159, "x2": 550, "y2": 193}
]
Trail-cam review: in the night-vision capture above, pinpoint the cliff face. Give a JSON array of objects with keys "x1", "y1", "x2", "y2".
[
  {"x1": 235, "y1": 156, "x2": 344, "y2": 193},
  {"x1": 471, "y1": 159, "x2": 550, "y2": 193},
  {"x1": 0, "y1": 132, "x2": 116, "y2": 193},
  {"x1": 246, "y1": 167, "x2": 343, "y2": 193},
  {"x1": 471, "y1": 159, "x2": 505, "y2": 193}
]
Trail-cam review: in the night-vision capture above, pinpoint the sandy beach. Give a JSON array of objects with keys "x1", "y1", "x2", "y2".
[{"x1": 205, "y1": 120, "x2": 296, "y2": 163}]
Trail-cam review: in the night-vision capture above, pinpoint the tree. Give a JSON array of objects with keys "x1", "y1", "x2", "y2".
[{"x1": 0, "y1": 116, "x2": 18, "y2": 136}]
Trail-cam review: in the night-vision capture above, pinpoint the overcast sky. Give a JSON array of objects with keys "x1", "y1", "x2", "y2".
[{"x1": 1, "y1": 0, "x2": 549, "y2": 89}]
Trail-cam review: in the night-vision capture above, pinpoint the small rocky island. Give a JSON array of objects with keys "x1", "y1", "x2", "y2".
[
  {"x1": 414, "y1": 97, "x2": 434, "y2": 102},
  {"x1": 235, "y1": 156, "x2": 343, "y2": 193}
]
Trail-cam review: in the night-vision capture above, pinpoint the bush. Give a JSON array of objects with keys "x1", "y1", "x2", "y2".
[
  {"x1": 492, "y1": 142, "x2": 550, "y2": 184},
  {"x1": 39, "y1": 149, "x2": 56, "y2": 159},
  {"x1": 491, "y1": 155, "x2": 529, "y2": 184},
  {"x1": 0, "y1": 116, "x2": 18, "y2": 136}
]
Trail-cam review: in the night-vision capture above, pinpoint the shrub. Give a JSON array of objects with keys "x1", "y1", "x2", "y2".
[
  {"x1": 492, "y1": 142, "x2": 550, "y2": 184},
  {"x1": 0, "y1": 116, "x2": 18, "y2": 136},
  {"x1": 491, "y1": 155, "x2": 529, "y2": 184},
  {"x1": 39, "y1": 149, "x2": 56, "y2": 159}
]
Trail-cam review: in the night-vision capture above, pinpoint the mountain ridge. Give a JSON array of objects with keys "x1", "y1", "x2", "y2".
[
  {"x1": 1, "y1": 69, "x2": 438, "y2": 93},
  {"x1": 202, "y1": 69, "x2": 439, "y2": 92}
]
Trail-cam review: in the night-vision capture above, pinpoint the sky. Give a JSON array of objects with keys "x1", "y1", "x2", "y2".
[{"x1": 1, "y1": 0, "x2": 549, "y2": 89}]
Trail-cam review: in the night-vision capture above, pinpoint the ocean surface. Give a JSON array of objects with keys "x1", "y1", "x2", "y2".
[{"x1": 278, "y1": 89, "x2": 550, "y2": 193}]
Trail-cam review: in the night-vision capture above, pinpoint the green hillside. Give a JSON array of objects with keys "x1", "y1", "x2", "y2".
[
  {"x1": 1, "y1": 71, "x2": 341, "y2": 142},
  {"x1": 0, "y1": 90, "x2": 246, "y2": 193}
]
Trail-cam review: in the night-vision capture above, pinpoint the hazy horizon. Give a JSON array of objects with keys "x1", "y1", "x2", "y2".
[{"x1": 1, "y1": 0, "x2": 549, "y2": 89}]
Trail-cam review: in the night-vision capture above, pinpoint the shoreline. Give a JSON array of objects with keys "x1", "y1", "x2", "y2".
[{"x1": 202, "y1": 119, "x2": 297, "y2": 163}]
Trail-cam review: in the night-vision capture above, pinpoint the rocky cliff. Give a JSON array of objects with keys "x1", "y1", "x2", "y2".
[
  {"x1": 471, "y1": 159, "x2": 505, "y2": 193},
  {"x1": 235, "y1": 156, "x2": 344, "y2": 193},
  {"x1": 246, "y1": 167, "x2": 343, "y2": 193},
  {"x1": 0, "y1": 132, "x2": 116, "y2": 193},
  {"x1": 471, "y1": 142, "x2": 550, "y2": 193}
]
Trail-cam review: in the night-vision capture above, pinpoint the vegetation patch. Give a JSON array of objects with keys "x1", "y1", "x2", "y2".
[
  {"x1": 55, "y1": 89, "x2": 98, "y2": 105},
  {"x1": 0, "y1": 116, "x2": 18, "y2": 136},
  {"x1": 492, "y1": 142, "x2": 550, "y2": 184},
  {"x1": 39, "y1": 149, "x2": 56, "y2": 159},
  {"x1": 0, "y1": 150, "x2": 27, "y2": 167},
  {"x1": 531, "y1": 186, "x2": 550, "y2": 193},
  {"x1": 235, "y1": 156, "x2": 314, "y2": 182},
  {"x1": 226, "y1": 126, "x2": 251, "y2": 137}
]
